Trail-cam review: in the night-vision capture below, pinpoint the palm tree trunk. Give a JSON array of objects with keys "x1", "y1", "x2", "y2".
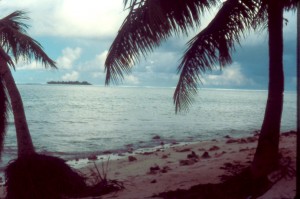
[
  {"x1": 251, "y1": 0, "x2": 284, "y2": 179},
  {"x1": 296, "y1": 1, "x2": 300, "y2": 198},
  {"x1": 0, "y1": 61, "x2": 35, "y2": 157}
]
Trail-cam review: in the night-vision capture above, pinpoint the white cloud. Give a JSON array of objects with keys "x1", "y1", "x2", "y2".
[
  {"x1": 0, "y1": 0, "x2": 127, "y2": 38},
  {"x1": 96, "y1": 50, "x2": 108, "y2": 71},
  {"x1": 0, "y1": 0, "x2": 225, "y2": 39},
  {"x1": 77, "y1": 50, "x2": 108, "y2": 73},
  {"x1": 57, "y1": 47, "x2": 82, "y2": 69},
  {"x1": 16, "y1": 59, "x2": 56, "y2": 71},
  {"x1": 16, "y1": 61, "x2": 41, "y2": 70},
  {"x1": 124, "y1": 75, "x2": 139, "y2": 85},
  {"x1": 62, "y1": 71, "x2": 79, "y2": 81},
  {"x1": 203, "y1": 63, "x2": 254, "y2": 87},
  {"x1": 135, "y1": 51, "x2": 180, "y2": 74}
]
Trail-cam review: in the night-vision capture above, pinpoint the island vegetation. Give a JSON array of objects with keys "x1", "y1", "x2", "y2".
[{"x1": 47, "y1": 81, "x2": 92, "y2": 85}]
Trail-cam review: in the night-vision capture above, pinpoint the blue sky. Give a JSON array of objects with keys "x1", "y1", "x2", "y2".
[{"x1": 1, "y1": 0, "x2": 297, "y2": 90}]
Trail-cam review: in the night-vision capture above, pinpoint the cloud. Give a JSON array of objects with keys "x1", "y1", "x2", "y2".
[
  {"x1": 76, "y1": 50, "x2": 107, "y2": 73},
  {"x1": 96, "y1": 50, "x2": 108, "y2": 71},
  {"x1": 0, "y1": 0, "x2": 224, "y2": 39},
  {"x1": 16, "y1": 61, "x2": 42, "y2": 70},
  {"x1": 124, "y1": 75, "x2": 139, "y2": 85},
  {"x1": 54, "y1": 0, "x2": 127, "y2": 37},
  {"x1": 202, "y1": 63, "x2": 254, "y2": 87},
  {"x1": 0, "y1": 0, "x2": 127, "y2": 38},
  {"x1": 215, "y1": 11, "x2": 295, "y2": 48},
  {"x1": 134, "y1": 50, "x2": 181, "y2": 74},
  {"x1": 283, "y1": 11, "x2": 297, "y2": 40},
  {"x1": 15, "y1": 59, "x2": 57, "y2": 71},
  {"x1": 1, "y1": 1, "x2": 296, "y2": 89},
  {"x1": 56, "y1": 47, "x2": 82, "y2": 69},
  {"x1": 62, "y1": 71, "x2": 79, "y2": 81}
]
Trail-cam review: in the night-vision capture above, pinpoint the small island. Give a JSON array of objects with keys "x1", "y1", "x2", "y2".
[{"x1": 47, "y1": 81, "x2": 92, "y2": 85}]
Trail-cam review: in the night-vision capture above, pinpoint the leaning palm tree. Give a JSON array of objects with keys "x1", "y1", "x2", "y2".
[
  {"x1": 105, "y1": 0, "x2": 298, "y2": 182},
  {"x1": 0, "y1": 11, "x2": 55, "y2": 157},
  {"x1": 0, "y1": 11, "x2": 106, "y2": 199}
]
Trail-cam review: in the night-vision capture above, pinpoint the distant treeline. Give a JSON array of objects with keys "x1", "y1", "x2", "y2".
[{"x1": 47, "y1": 81, "x2": 92, "y2": 85}]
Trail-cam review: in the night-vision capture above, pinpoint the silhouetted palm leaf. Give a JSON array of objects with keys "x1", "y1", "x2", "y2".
[
  {"x1": 0, "y1": 11, "x2": 56, "y2": 155},
  {"x1": 0, "y1": 11, "x2": 56, "y2": 69},
  {"x1": 174, "y1": 0, "x2": 261, "y2": 112},
  {"x1": 106, "y1": 0, "x2": 298, "y2": 112},
  {"x1": 0, "y1": 46, "x2": 15, "y2": 68},
  {"x1": 105, "y1": 0, "x2": 219, "y2": 84},
  {"x1": 0, "y1": 11, "x2": 57, "y2": 157}
]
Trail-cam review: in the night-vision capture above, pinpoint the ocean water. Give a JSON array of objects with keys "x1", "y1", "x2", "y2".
[{"x1": 1, "y1": 85, "x2": 296, "y2": 170}]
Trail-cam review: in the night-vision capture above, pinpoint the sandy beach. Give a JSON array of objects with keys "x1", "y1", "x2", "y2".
[
  {"x1": 0, "y1": 131, "x2": 296, "y2": 199},
  {"x1": 75, "y1": 131, "x2": 296, "y2": 199}
]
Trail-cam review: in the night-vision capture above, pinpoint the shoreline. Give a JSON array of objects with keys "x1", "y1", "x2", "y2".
[
  {"x1": 0, "y1": 131, "x2": 296, "y2": 198},
  {"x1": 73, "y1": 131, "x2": 296, "y2": 199},
  {"x1": 65, "y1": 130, "x2": 293, "y2": 167},
  {"x1": 0, "y1": 129, "x2": 270, "y2": 176},
  {"x1": 64, "y1": 131, "x2": 262, "y2": 170},
  {"x1": 63, "y1": 130, "x2": 264, "y2": 167}
]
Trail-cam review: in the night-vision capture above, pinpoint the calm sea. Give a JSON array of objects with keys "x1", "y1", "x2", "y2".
[{"x1": 1, "y1": 85, "x2": 296, "y2": 170}]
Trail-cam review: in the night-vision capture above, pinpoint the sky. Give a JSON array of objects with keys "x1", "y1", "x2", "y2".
[{"x1": 0, "y1": 0, "x2": 297, "y2": 90}]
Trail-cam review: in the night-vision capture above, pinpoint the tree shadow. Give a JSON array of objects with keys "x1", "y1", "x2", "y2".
[{"x1": 156, "y1": 168, "x2": 271, "y2": 199}]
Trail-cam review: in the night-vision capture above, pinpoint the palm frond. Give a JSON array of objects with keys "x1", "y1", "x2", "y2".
[
  {"x1": 0, "y1": 78, "x2": 9, "y2": 158},
  {"x1": 0, "y1": 11, "x2": 30, "y2": 32},
  {"x1": 105, "y1": 0, "x2": 220, "y2": 85},
  {"x1": 283, "y1": 0, "x2": 300, "y2": 10},
  {"x1": 0, "y1": 47, "x2": 15, "y2": 69},
  {"x1": 123, "y1": 0, "x2": 145, "y2": 10},
  {"x1": 174, "y1": 0, "x2": 261, "y2": 112},
  {"x1": 254, "y1": 0, "x2": 299, "y2": 31},
  {"x1": 0, "y1": 11, "x2": 56, "y2": 69}
]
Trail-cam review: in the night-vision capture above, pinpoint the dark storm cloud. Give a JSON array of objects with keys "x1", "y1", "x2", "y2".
[{"x1": 231, "y1": 31, "x2": 296, "y2": 90}]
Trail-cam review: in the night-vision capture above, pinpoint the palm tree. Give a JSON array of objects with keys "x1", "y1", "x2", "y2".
[
  {"x1": 0, "y1": 78, "x2": 8, "y2": 156},
  {"x1": 0, "y1": 11, "x2": 56, "y2": 157},
  {"x1": 296, "y1": 1, "x2": 300, "y2": 198},
  {"x1": 105, "y1": 0, "x2": 298, "y2": 181},
  {"x1": 0, "y1": 11, "x2": 97, "y2": 199},
  {"x1": 250, "y1": 0, "x2": 286, "y2": 179}
]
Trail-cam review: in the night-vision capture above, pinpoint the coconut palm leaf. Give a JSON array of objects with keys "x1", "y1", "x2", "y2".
[
  {"x1": 105, "y1": 0, "x2": 220, "y2": 85},
  {"x1": 251, "y1": 0, "x2": 298, "y2": 37},
  {"x1": 0, "y1": 46, "x2": 15, "y2": 68},
  {"x1": 173, "y1": 0, "x2": 261, "y2": 112},
  {"x1": 0, "y1": 47, "x2": 14, "y2": 158},
  {"x1": 0, "y1": 11, "x2": 56, "y2": 69},
  {"x1": 283, "y1": 0, "x2": 300, "y2": 10}
]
